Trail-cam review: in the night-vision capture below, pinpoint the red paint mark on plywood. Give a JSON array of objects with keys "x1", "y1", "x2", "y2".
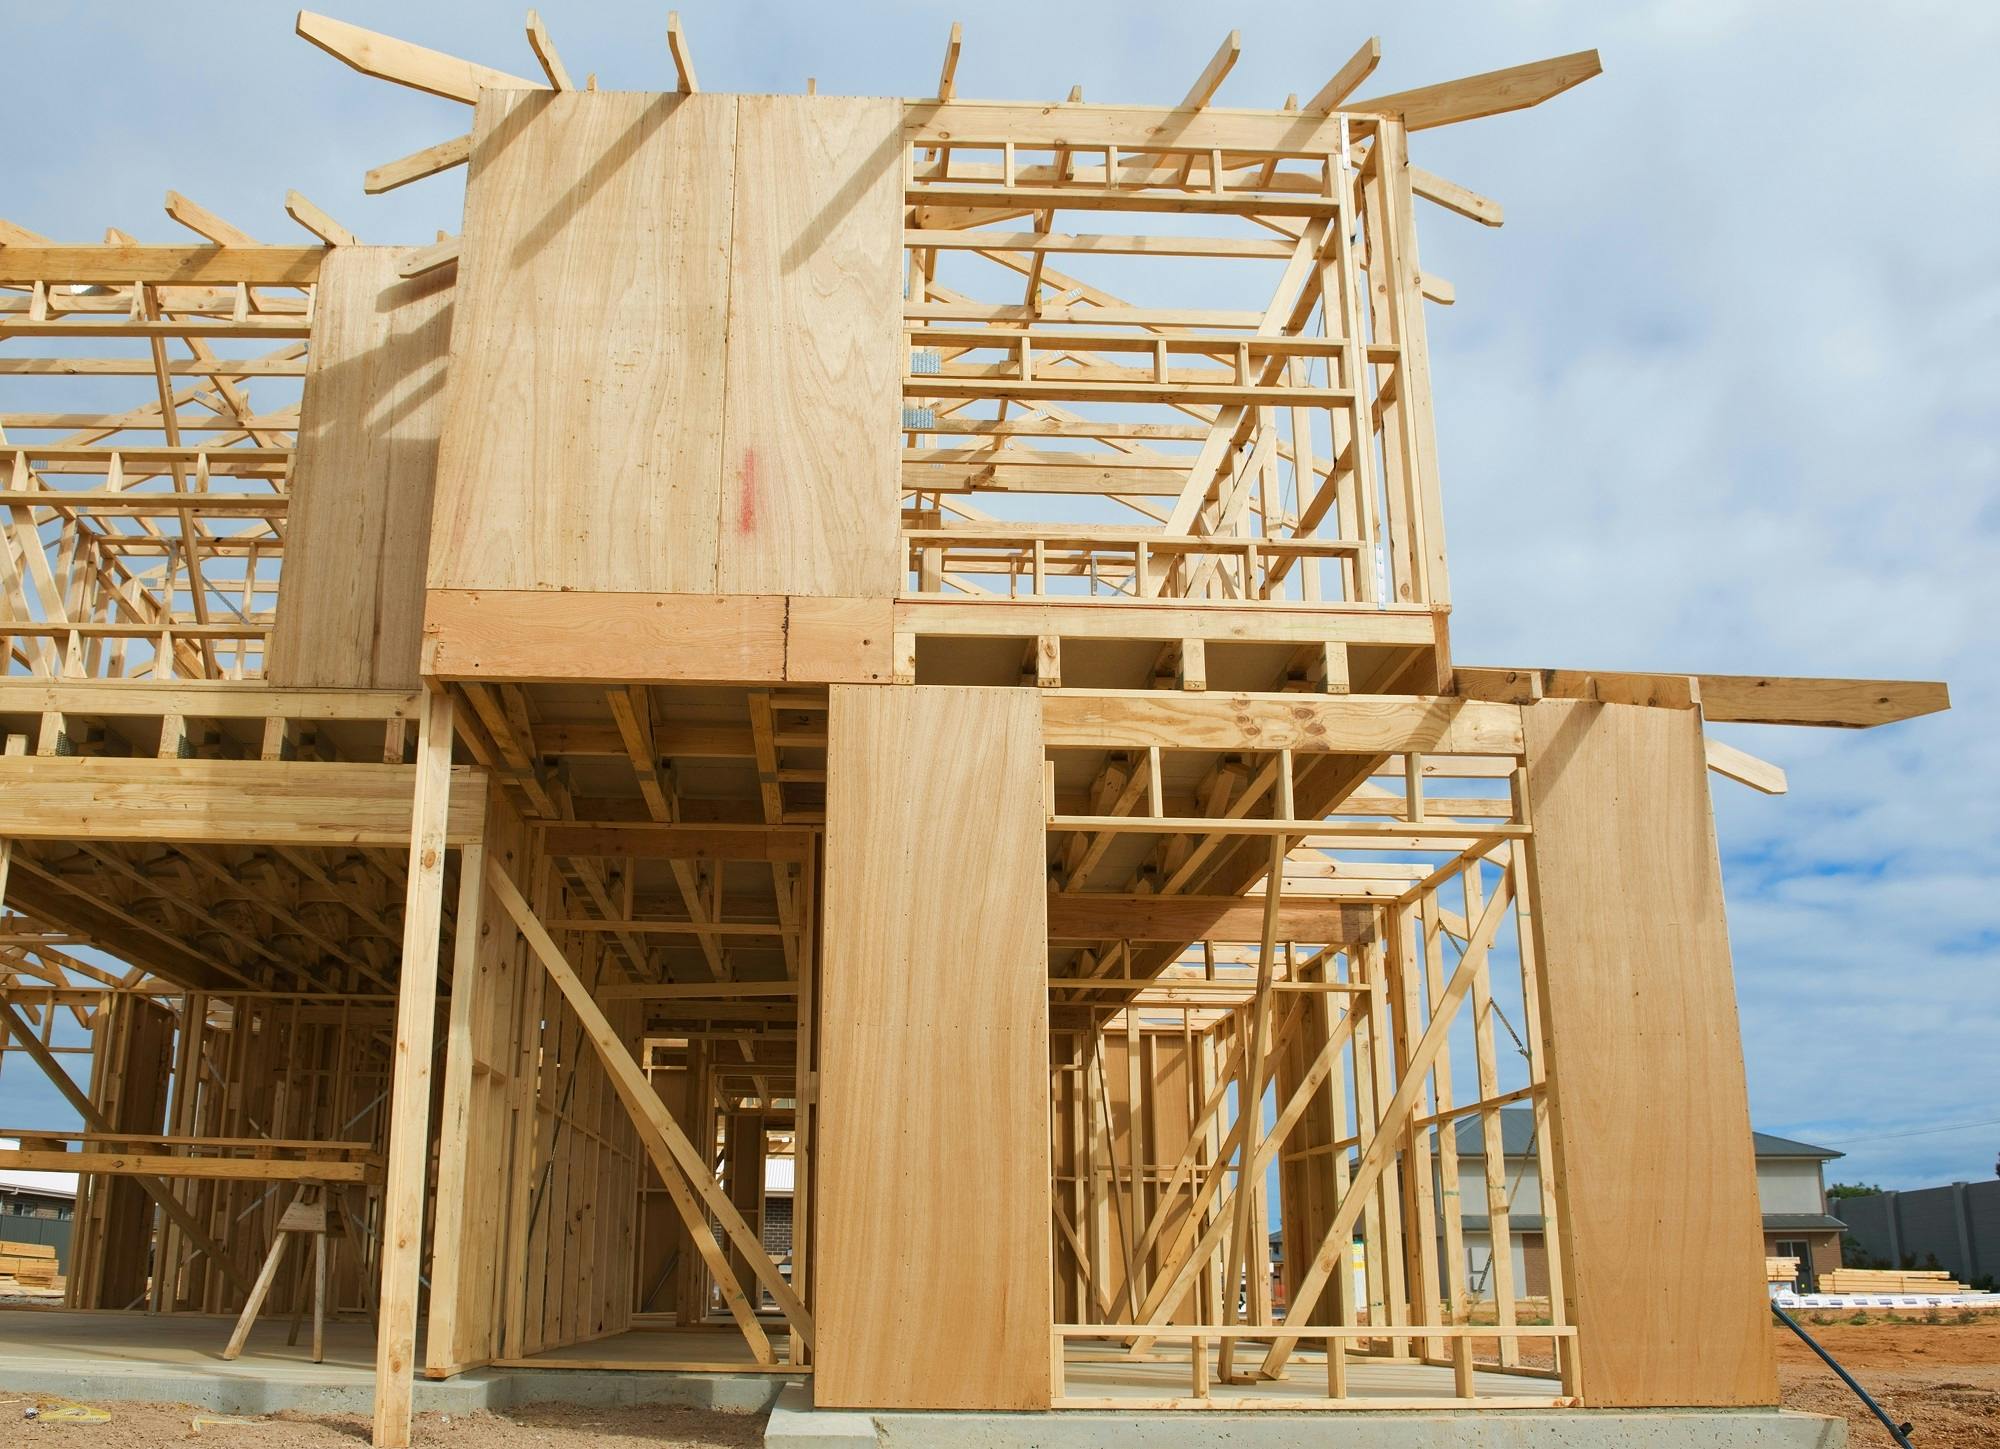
[{"x1": 738, "y1": 448, "x2": 759, "y2": 534}]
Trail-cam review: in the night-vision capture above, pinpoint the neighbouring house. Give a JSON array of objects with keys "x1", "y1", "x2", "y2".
[
  {"x1": 1750, "y1": 1131, "x2": 1848, "y2": 1291},
  {"x1": 1447, "y1": 1110, "x2": 1845, "y2": 1297},
  {"x1": 762, "y1": 1155, "x2": 795, "y2": 1270}
]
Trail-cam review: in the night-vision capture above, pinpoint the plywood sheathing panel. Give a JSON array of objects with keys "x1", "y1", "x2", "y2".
[
  {"x1": 269, "y1": 247, "x2": 453, "y2": 688},
  {"x1": 428, "y1": 91, "x2": 738, "y2": 593},
  {"x1": 427, "y1": 90, "x2": 902, "y2": 605},
  {"x1": 1520, "y1": 700, "x2": 1778, "y2": 1407},
  {"x1": 718, "y1": 97, "x2": 902, "y2": 598},
  {"x1": 815, "y1": 685, "x2": 1053, "y2": 1409}
]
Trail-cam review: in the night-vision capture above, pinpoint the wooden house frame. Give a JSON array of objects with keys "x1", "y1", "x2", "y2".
[{"x1": 0, "y1": 12, "x2": 1947, "y2": 1446}]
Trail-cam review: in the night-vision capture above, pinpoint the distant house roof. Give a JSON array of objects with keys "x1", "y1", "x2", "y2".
[
  {"x1": 1451, "y1": 1108, "x2": 1541, "y2": 1157},
  {"x1": 1452, "y1": 1109, "x2": 1841, "y2": 1162},
  {"x1": 0, "y1": 1139, "x2": 78, "y2": 1201},
  {"x1": 1763, "y1": 1212, "x2": 1847, "y2": 1233},
  {"x1": 1751, "y1": 1132, "x2": 1843, "y2": 1161}
]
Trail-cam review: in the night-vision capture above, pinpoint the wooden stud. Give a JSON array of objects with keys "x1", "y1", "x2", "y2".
[{"x1": 372, "y1": 690, "x2": 457, "y2": 1449}]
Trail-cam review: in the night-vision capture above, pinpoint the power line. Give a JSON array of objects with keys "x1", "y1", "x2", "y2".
[{"x1": 1830, "y1": 1116, "x2": 2000, "y2": 1146}]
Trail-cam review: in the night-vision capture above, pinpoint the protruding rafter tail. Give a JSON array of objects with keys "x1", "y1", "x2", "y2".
[
  {"x1": 1410, "y1": 168, "x2": 1504, "y2": 227},
  {"x1": 364, "y1": 133, "x2": 474, "y2": 196},
  {"x1": 1307, "y1": 36, "x2": 1381, "y2": 115},
  {"x1": 1179, "y1": 30, "x2": 1243, "y2": 110},
  {"x1": 666, "y1": 11, "x2": 698, "y2": 94},
  {"x1": 165, "y1": 191, "x2": 260, "y2": 247},
  {"x1": 525, "y1": 9, "x2": 575, "y2": 92},
  {"x1": 285, "y1": 190, "x2": 359, "y2": 247},
  {"x1": 1348, "y1": 48, "x2": 1603, "y2": 131},
  {"x1": 937, "y1": 21, "x2": 963, "y2": 102},
  {"x1": 295, "y1": 9, "x2": 546, "y2": 104}
]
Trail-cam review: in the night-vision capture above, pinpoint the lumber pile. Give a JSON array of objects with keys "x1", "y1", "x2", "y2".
[
  {"x1": 1820, "y1": 1267, "x2": 1971, "y2": 1295},
  {"x1": 0, "y1": 1239, "x2": 59, "y2": 1287},
  {"x1": 1765, "y1": 1256, "x2": 1800, "y2": 1283}
]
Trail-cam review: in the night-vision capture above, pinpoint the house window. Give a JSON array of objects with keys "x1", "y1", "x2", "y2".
[{"x1": 1775, "y1": 1238, "x2": 1811, "y2": 1290}]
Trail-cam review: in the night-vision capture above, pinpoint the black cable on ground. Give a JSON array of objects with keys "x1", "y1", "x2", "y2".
[{"x1": 1771, "y1": 1300, "x2": 1917, "y2": 1447}]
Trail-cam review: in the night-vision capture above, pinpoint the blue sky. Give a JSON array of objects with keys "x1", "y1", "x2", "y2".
[{"x1": 3, "y1": 1, "x2": 1996, "y2": 1190}]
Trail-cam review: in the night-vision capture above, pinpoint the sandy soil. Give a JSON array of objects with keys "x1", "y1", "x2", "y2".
[
  {"x1": 1777, "y1": 1314, "x2": 2000, "y2": 1448},
  {"x1": 0, "y1": 1400, "x2": 764, "y2": 1447}
]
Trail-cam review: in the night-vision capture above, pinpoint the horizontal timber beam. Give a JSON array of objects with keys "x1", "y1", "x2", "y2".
[
  {"x1": 539, "y1": 822, "x2": 817, "y2": 863},
  {"x1": 1696, "y1": 673, "x2": 1949, "y2": 728},
  {"x1": 1042, "y1": 692, "x2": 1524, "y2": 756},
  {"x1": 425, "y1": 590, "x2": 786, "y2": 683},
  {"x1": 896, "y1": 598, "x2": 1439, "y2": 647},
  {"x1": 901, "y1": 100, "x2": 1355, "y2": 154},
  {"x1": 0, "y1": 757, "x2": 487, "y2": 845},
  {"x1": 1045, "y1": 893, "x2": 1375, "y2": 943},
  {"x1": 0, "y1": 246, "x2": 324, "y2": 285},
  {"x1": 0, "y1": 681, "x2": 420, "y2": 720},
  {"x1": 0, "y1": 1149, "x2": 378, "y2": 1183},
  {"x1": 1455, "y1": 665, "x2": 1949, "y2": 728}
]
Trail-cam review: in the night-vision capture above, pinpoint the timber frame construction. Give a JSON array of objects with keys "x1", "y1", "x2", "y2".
[{"x1": 0, "y1": 12, "x2": 1948, "y2": 1446}]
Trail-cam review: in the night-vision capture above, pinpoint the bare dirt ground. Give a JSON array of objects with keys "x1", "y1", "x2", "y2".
[
  {"x1": 1779, "y1": 1313, "x2": 2000, "y2": 1448},
  {"x1": 0, "y1": 1400, "x2": 764, "y2": 1447}
]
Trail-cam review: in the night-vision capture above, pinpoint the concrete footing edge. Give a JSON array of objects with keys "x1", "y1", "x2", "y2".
[{"x1": 764, "y1": 1384, "x2": 1848, "y2": 1449}]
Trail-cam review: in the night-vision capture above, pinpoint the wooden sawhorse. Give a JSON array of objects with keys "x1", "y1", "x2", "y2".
[{"x1": 221, "y1": 1183, "x2": 365, "y2": 1363}]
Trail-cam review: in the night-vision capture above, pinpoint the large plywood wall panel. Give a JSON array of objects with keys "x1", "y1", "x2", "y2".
[
  {"x1": 268, "y1": 247, "x2": 452, "y2": 688},
  {"x1": 428, "y1": 91, "x2": 738, "y2": 593},
  {"x1": 1521, "y1": 700, "x2": 1778, "y2": 1407},
  {"x1": 816, "y1": 685, "x2": 1052, "y2": 1408},
  {"x1": 718, "y1": 97, "x2": 902, "y2": 598}
]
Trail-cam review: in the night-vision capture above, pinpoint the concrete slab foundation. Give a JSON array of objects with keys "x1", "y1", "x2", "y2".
[{"x1": 765, "y1": 1385, "x2": 1847, "y2": 1449}]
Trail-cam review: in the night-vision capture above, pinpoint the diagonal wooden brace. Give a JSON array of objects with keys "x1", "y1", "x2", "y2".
[
  {"x1": 1257, "y1": 871, "x2": 1515, "y2": 1378},
  {"x1": 484, "y1": 860, "x2": 814, "y2": 1355}
]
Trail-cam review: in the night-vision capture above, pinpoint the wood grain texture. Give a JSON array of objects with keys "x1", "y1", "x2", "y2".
[
  {"x1": 718, "y1": 97, "x2": 902, "y2": 598},
  {"x1": 815, "y1": 686, "x2": 1053, "y2": 1408},
  {"x1": 428, "y1": 91, "x2": 738, "y2": 593},
  {"x1": 786, "y1": 596, "x2": 894, "y2": 682},
  {"x1": 1041, "y1": 692, "x2": 1523, "y2": 756},
  {"x1": 1047, "y1": 893, "x2": 1374, "y2": 943},
  {"x1": 0, "y1": 757, "x2": 487, "y2": 846},
  {"x1": 270, "y1": 248, "x2": 453, "y2": 689},
  {"x1": 422, "y1": 590, "x2": 786, "y2": 683},
  {"x1": 1521, "y1": 701, "x2": 1777, "y2": 1408},
  {"x1": 425, "y1": 792, "x2": 529, "y2": 1376}
]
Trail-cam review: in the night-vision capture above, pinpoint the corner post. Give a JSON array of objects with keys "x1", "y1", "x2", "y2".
[{"x1": 372, "y1": 688, "x2": 456, "y2": 1448}]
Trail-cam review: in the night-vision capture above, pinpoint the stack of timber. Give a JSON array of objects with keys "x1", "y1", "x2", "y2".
[
  {"x1": 1819, "y1": 1268, "x2": 1973, "y2": 1295},
  {"x1": 0, "y1": 1240, "x2": 59, "y2": 1288},
  {"x1": 1765, "y1": 1256, "x2": 1800, "y2": 1284}
]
